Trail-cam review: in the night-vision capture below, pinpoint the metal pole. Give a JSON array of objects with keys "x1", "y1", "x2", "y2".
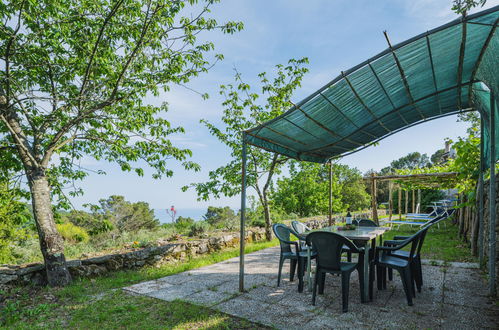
[
  {"x1": 239, "y1": 137, "x2": 247, "y2": 293},
  {"x1": 479, "y1": 114, "x2": 485, "y2": 267},
  {"x1": 329, "y1": 161, "x2": 333, "y2": 226},
  {"x1": 489, "y1": 92, "x2": 496, "y2": 297}
]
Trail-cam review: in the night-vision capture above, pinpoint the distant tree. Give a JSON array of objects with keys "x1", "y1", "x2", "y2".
[
  {"x1": 271, "y1": 162, "x2": 342, "y2": 217},
  {"x1": 0, "y1": 0, "x2": 242, "y2": 286},
  {"x1": 203, "y1": 206, "x2": 237, "y2": 229},
  {"x1": 335, "y1": 164, "x2": 370, "y2": 211},
  {"x1": 185, "y1": 58, "x2": 309, "y2": 240},
  {"x1": 89, "y1": 195, "x2": 159, "y2": 233},
  {"x1": 389, "y1": 152, "x2": 431, "y2": 171},
  {"x1": 271, "y1": 162, "x2": 369, "y2": 217},
  {"x1": 61, "y1": 210, "x2": 113, "y2": 235},
  {"x1": 430, "y1": 149, "x2": 447, "y2": 165}
]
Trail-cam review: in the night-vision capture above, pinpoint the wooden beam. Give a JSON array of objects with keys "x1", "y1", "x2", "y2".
[
  {"x1": 362, "y1": 172, "x2": 459, "y2": 182},
  {"x1": 405, "y1": 190, "x2": 409, "y2": 215},
  {"x1": 398, "y1": 187, "x2": 402, "y2": 220},
  {"x1": 389, "y1": 181, "x2": 393, "y2": 221},
  {"x1": 412, "y1": 189, "x2": 416, "y2": 213}
]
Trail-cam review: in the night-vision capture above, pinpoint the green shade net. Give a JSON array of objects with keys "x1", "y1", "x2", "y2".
[{"x1": 245, "y1": 6, "x2": 499, "y2": 164}]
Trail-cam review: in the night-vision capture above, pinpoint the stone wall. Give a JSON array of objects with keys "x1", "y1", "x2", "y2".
[
  {"x1": 0, "y1": 227, "x2": 267, "y2": 287},
  {"x1": 482, "y1": 174, "x2": 499, "y2": 289},
  {"x1": 0, "y1": 212, "x2": 381, "y2": 287}
]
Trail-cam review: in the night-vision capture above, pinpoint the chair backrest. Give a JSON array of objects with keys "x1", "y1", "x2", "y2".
[
  {"x1": 417, "y1": 208, "x2": 456, "y2": 253},
  {"x1": 273, "y1": 224, "x2": 295, "y2": 254},
  {"x1": 356, "y1": 219, "x2": 378, "y2": 227},
  {"x1": 291, "y1": 221, "x2": 310, "y2": 234},
  {"x1": 306, "y1": 232, "x2": 352, "y2": 271},
  {"x1": 396, "y1": 228, "x2": 424, "y2": 262}
]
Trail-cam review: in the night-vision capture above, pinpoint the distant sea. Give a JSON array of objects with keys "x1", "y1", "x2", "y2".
[{"x1": 154, "y1": 208, "x2": 206, "y2": 224}]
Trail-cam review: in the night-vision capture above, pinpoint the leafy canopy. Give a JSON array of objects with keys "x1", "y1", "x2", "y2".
[
  {"x1": 0, "y1": 0, "x2": 243, "y2": 206},
  {"x1": 184, "y1": 58, "x2": 309, "y2": 200},
  {"x1": 271, "y1": 161, "x2": 369, "y2": 217}
]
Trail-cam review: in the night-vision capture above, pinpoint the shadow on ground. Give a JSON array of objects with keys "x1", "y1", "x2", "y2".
[{"x1": 124, "y1": 246, "x2": 498, "y2": 329}]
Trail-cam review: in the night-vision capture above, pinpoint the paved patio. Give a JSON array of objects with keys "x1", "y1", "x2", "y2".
[{"x1": 124, "y1": 246, "x2": 498, "y2": 329}]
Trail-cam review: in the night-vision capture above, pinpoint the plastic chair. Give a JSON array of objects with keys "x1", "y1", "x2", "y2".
[
  {"x1": 384, "y1": 210, "x2": 455, "y2": 290},
  {"x1": 356, "y1": 219, "x2": 378, "y2": 227},
  {"x1": 273, "y1": 224, "x2": 316, "y2": 292},
  {"x1": 291, "y1": 221, "x2": 311, "y2": 250},
  {"x1": 306, "y1": 231, "x2": 364, "y2": 312},
  {"x1": 375, "y1": 231, "x2": 422, "y2": 306}
]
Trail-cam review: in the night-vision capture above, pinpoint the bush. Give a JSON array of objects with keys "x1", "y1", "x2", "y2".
[
  {"x1": 174, "y1": 216, "x2": 195, "y2": 234},
  {"x1": 56, "y1": 223, "x2": 90, "y2": 243},
  {"x1": 188, "y1": 221, "x2": 210, "y2": 237}
]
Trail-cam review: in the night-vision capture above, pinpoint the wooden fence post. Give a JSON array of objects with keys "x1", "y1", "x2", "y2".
[{"x1": 398, "y1": 187, "x2": 402, "y2": 220}]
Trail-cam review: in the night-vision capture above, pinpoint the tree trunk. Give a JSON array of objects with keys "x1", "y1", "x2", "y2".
[
  {"x1": 27, "y1": 168, "x2": 71, "y2": 286},
  {"x1": 262, "y1": 193, "x2": 272, "y2": 241}
]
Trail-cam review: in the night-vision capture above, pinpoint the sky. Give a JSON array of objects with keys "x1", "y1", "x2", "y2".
[{"x1": 69, "y1": 0, "x2": 499, "y2": 216}]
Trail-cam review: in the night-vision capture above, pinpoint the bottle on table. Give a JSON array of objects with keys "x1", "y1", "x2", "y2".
[{"x1": 346, "y1": 209, "x2": 352, "y2": 225}]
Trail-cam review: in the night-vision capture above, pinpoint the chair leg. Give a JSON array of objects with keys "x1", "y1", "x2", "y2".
[
  {"x1": 341, "y1": 271, "x2": 351, "y2": 313},
  {"x1": 358, "y1": 267, "x2": 365, "y2": 303},
  {"x1": 347, "y1": 251, "x2": 352, "y2": 262},
  {"x1": 388, "y1": 268, "x2": 393, "y2": 281},
  {"x1": 369, "y1": 263, "x2": 375, "y2": 301},
  {"x1": 277, "y1": 256, "x2": 284, "y2": 287},
  {"x1": 377, "y1": 264, "x2": 383, "y2": 290},
  {"x1": 399, "y1": 268, "x2": 414, "y2": 306},
  {"x1": 412, "y1": 261, "x2": 421, "y2": 293},
  {"x1": 290, "y1": 259, "x2": 297, "y2": 281},
  {"x1": 312, "y1": 269, "x2": 320, "y2": 306},
  {"x1": 417, "y1": 257, "x2": 423, "y2": 288},
  {"x1": 318, "y1": 272, "x2": 326, "y2": 294},
  {"x1": 297, "y1": 257, "x2": 304, "y2": 293},
  {"x1": 382, "y1": 267, "x2": 387, "y2": 290}
]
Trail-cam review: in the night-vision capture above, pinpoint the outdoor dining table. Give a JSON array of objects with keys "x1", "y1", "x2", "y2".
[{"x1": 304, "y1": 225, "x2": 391, "y2": 303}]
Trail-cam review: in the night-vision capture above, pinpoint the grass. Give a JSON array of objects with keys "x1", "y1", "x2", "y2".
[
  {"x1": 1, "y1": 221, "x2": 475, "y2": 329},
  {"x1": 383, "y1": 221, "x2": 476, "y2": 263},
  {"x1": 0, "y1": 239, "x2": 277, "y2": 329}
]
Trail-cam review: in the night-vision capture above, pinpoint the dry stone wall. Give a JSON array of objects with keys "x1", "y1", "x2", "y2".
[
  {"x1": 0, "y1": 211, "x2": 381, "y2": 287},
  {"x1": 0, "y1": 227, "x2": 267, "y2": 287}
]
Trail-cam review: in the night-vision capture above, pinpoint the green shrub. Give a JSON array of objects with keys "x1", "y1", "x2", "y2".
[
  {"x1": 56, "y1": 223, "x2": 90, "y2": 243},
  {"x1": 188, "y1": 221, "x2": 210, "y2": 237}
]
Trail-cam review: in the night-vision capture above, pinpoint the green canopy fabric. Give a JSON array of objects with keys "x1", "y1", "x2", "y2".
[{"x1": 245, "y1": 6, "x2": 499, "y2": 164}]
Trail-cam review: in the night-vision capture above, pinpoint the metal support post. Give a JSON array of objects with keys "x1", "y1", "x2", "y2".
[{"x1": 239, "y1": 137, "x2": 247, "y2": 292}]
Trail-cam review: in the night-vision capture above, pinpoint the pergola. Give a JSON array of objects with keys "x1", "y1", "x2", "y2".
[{"x1": 238, "y1": 7, "x2": 498, "y2": 295}]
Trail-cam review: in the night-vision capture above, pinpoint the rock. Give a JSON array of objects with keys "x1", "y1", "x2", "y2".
[{"x1": 0, "y1": 274, "x2": 18, "y2": 284}]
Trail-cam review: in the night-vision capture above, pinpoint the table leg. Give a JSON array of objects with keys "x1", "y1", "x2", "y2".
[{"x1": 363, "y1": 245, "x2": 370, "y2": 303}]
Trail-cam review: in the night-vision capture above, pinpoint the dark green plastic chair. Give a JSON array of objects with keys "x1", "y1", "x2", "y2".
[
  {"x1": 306, "y1": 231, "x2": 364, "y2": 312},
  {"x1": 273, "y1": 224, "x2": 316, "y2": 292},
  {"x1": 384, "y1": 210, "x2": 455, "y2": 291},
  {"x1": 356, "y1": 219, "x2": 378, "y2": 227},
  {"x1": 375, "y1": 231, "x2": 422, "y2": 306}
]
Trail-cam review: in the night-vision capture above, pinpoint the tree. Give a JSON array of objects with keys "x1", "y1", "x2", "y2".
[
  {"x1": 0, "y1": 0, "x2": 242, "y2": 286},
  {"x1": 203, "y1": 206, "x2": 237, "y2": 229},
  {"x1": 89, "y1": 195, "x2": 159, "y2": 233},
  {"x1": 452, "y1": 0, "x2": 487, "y2": 14},
  {"x1": 61, "y1": 209, "x2": 113, "y2": 235},
  {"x1": 184, "y1": 58, "x2": 309, "y2": 240},
  {"x1": 335, "y1": 164, "x2": 370, "y2": 211},
  {"x1": 430, "y1": 149, "x2": 446, "y2": 166},
  {"x1": 271, "y1": 162, "x2": 342, "y2": 217},
  {"x1": 271, "y1": 161, "x2": 369, "y2": 217}
]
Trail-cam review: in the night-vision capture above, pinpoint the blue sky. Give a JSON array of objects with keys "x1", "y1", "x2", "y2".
[{"x1": 69, "y1": 0, "x2": 499, "y2": 214}]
